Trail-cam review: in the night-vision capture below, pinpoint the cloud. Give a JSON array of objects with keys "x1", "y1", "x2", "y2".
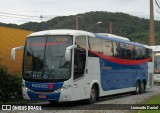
[{"x1": 0, "y1": 0, "x2": 159, "y2": 24}]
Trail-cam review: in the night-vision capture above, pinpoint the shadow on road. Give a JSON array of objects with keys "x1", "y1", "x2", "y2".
[
  {"x1": 30, "y1": 87, "x2": 158, "y2": 110},
  {"x1": 35, "y1": 92, "x2": 135, "y2": 110}
]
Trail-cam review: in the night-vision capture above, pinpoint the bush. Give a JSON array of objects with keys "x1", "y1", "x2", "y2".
[{"x1": 0, "y1": 64, "x2": 23, "y2": 102}]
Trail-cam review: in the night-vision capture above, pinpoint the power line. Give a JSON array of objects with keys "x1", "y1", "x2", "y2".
[
  {"x1": 0, "y1": 11, "x2": 51, "y2": 19},
  {"x1": 0, "y1": 11, "x2": 37, "y2": 18},
  {"x1": 155, "y1": 0, "x2": 160, "y2": 10},
  {"x1": 155, "y1": 0, "x2": 160, "y2": 14},
  {"x1": 0, "y1": 11, "x2": 57, "y2": 22},
  {"x1": 0, "y1": 15, "x2": 50, "y2": 22},
  {"x1": 0, "y1": 14, "x2": 46, "y2": 20}
]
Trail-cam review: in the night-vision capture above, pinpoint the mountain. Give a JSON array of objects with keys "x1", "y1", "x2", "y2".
[
  {"x1": 1, "y1": 11, "x2": 160, "y2": 45},
  {"x1": 0, "y1": 22, "x2": 18, "y2": 28}
]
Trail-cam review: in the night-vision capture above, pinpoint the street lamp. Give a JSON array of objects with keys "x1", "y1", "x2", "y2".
[{"x1": 87, "y1": 21, "x2": 103, "y2": 31}]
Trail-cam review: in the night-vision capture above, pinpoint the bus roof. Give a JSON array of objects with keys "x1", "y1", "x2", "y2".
[
  {"x1": 27, "y1": 29, "x2": 146, "y2": 48},
  {"x1": 96, "y1": 33, "x2": 130, "y2": 41},
  {"x1": 27, "y1": 29, "x2": 95, "y2": 37},
  {"x1": 143, "y1": 45, "x2": 152, "y2": 49},
  {"x1": 95, "y1": 34, "x2": 145, "y2": 47}
]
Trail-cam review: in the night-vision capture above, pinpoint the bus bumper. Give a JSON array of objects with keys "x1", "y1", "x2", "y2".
[{"x1": 22, "y1": 85, "x2": 72, "y2": 102}]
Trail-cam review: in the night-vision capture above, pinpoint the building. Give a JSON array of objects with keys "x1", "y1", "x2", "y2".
[{"x1": 0, "y1": 26, "x2": 32, "y2": 73}]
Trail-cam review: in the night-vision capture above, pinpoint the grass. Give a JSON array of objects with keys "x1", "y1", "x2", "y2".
[{"x1": 136, "y1": 94, "x2": 160, "y2": 113}]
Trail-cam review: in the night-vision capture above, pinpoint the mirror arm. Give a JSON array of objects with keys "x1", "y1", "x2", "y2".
[
  {"x1": 65, "y1": 45, "x2": 77, "y2": 62},
  {"x1": 11, "y1": 46, "x2": 24, "y2": 61}
]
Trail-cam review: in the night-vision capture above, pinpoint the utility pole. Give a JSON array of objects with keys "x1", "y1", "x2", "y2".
[
  {"x1": 76, "y1": 15, "x2": 82, "y2": 30},
  {"x1": 76, "y1": 15, "x2": 79, "y2": 30},
  {"x1": 150, "y1": 0, "x2": 155, "y2": 45},
  {"x1": 109, "y1": 22, "x2": 112, "y2": 34}
]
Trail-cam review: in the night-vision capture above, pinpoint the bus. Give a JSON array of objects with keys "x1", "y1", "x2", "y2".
[
  {"x1": 153, "y1": 53, "x2": 160, "y2": 83},
  {"x1": 11, "y1": 29, "x2": 153, "y2": 103},
  {"x1": 151, "y1": 45, "x2": 160, "y2": 84}
]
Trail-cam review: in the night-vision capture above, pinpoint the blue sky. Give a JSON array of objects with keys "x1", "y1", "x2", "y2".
[{"x1": 0, "y1": 0, "x2": 159, "y2": 24}]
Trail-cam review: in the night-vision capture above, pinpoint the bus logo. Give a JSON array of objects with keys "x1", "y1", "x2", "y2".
[
  {"x1": 32, "y1": 84, "x2": 48, "y2": 89},
  {"x1": 31, "y1": 83, "x2": 54, "y2": 90}
]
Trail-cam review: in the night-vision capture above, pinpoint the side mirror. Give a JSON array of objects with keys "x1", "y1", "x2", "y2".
[
  {"x1": 11, "y1": 46, "x2": 24, "y2": 61},
  {"x1": 65, "y1": 45, "x2": 77, "y2": 62}
]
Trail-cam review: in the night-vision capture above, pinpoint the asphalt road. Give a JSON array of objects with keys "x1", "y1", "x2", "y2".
[{"x1": 1, "y1": 85, "x2": 160, "y2": 113}]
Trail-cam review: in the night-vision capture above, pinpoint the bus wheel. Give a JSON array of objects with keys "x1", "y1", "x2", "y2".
[
  {"x1": 87, "y1": 85, "x2": 97, "y2": 104},
  {"x1": 140, "y1": 81, "x2": 145, "y2": 94},
  {"x1": 134, "y1": 81, "x2": 140, "y2": 95}
]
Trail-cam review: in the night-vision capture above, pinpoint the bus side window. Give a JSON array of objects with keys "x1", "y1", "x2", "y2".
[
  {"x1": 114, "y1": 42, "x2": 124, "y2": 59},
  {"x1": 135, "y1": 46, "x2": 140, "y2": 60},
  {"x1": 145, "y1": 48, "x2": 152, "y2": 62},
  {"x1": 102, "y1": 40, "x2": 114, "y2": 56},
  {"x1": 88, "y1": 37, "x2": 102, "y2": 56},
  {"x1": 74, "y1": 36, "x2": 86, "y2": 80}
]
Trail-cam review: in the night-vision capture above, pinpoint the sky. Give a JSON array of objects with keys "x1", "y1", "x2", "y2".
[{"x1": 0, "y1": 0, "x2": 160, "y2": 25}]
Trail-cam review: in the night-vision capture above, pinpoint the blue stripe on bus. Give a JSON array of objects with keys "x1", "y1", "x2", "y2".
[
  {"x1": 25, "y1": 81, "x2": 63, "y2": 100},
  {"x1": 99, "y1": 58, "x2": 148, "y2": 91}
]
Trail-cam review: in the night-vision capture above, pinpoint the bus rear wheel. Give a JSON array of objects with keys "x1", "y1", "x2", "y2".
[
  {"x1": 140, "y1": 81, "x2": 146, "y2": 94},
  {"x1": 134, "y1": 81, "x2": 140, "y2": 95},
  {"x1": 87, "y1": 85, "x2": 97, "y2": 104}
]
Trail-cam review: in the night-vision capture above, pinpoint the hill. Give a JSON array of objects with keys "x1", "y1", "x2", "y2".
[{"x1": 1, "y1": 11, "x2": 160, "y2": 45}]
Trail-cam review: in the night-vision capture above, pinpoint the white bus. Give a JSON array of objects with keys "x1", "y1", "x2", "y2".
[
  {"x1": 11, "y1": 29, "x2": 153, "y2": 103},
  {"x1": 151, "y1": 45, "x2": 160, "y2": 83},
  {"x1": 153, "y1": 53, "x2": 160, "y2": 83}
]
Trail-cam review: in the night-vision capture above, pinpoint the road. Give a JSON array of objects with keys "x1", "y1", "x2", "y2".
[{"x1": 1, "y1": 86, "x2": 160, "y2": 113}]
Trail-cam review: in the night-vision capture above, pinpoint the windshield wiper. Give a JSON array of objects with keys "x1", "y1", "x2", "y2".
[{"x1": 59, "y1": 56, "x2": 64, "y2": 67}]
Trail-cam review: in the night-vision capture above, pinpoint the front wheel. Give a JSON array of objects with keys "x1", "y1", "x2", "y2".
[{"x1": 87, "y1": 85, "x2": 97, "y2": 104}]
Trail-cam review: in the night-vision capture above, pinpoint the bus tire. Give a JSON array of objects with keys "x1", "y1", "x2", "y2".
[
  {"x1": 134, "y1": 81, "x2": 140, "y2": 95},
  {"x1": 140, "y1": 81, "x2": 145, "y2": 94},
  {"x1": 87, "y1": 85, "x2": 97, "y2": 104}
]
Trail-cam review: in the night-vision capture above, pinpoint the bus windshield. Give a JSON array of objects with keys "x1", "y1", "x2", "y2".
[
  {"x1": 154, "y1": 55, "x2": 160, "y2": 74},
  {"x1": 23, "y1": 35, "x2": 73, "y2": 82}
]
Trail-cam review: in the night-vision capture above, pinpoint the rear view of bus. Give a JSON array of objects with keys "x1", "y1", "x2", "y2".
[{"x1": 154, "y1": 53, "x2": 160, "y2": 83}]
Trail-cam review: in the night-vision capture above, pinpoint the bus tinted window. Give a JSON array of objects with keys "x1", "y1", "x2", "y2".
[{"x1": 113, "y1": 42, "x2": 133, "y2": 59}]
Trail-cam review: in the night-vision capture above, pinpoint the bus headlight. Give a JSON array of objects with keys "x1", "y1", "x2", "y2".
[
  {"x1": 54, "y1": 85, "x2": 72, "y2": 93},
  {"x1": 23, "y1": 85, "x2": 33, "y2": 92}
]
